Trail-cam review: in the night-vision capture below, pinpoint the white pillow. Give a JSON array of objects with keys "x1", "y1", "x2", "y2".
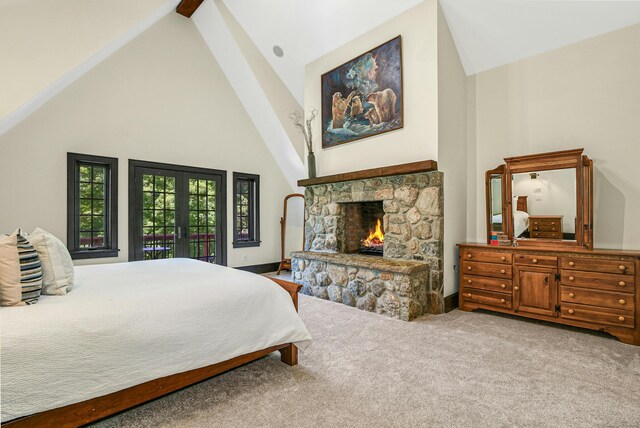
[
  {"x1": 29, "y1": 228, "x2": 74, "y2": 295},
  {"x1": 0, "y1": 231, "x2": 23, "y2": 306}
]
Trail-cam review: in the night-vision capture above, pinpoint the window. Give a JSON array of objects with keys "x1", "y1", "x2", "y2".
[
  {"x1": 67, "y1": 153, "x2": 118, "y2": 259},
  {"x1": 233, "y1": 172, "x2": 260, "y2": 248}
]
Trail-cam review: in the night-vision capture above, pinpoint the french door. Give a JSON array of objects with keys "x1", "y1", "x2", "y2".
[{"x1": 129, "y1": 160, "x2": 226, "y2": 265}]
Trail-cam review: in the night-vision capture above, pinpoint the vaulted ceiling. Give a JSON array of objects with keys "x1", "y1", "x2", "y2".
[
  {"x1": 220, "y1": 0, "x2": 424, "y2": 104},
  {"x1": 3, "y1": 0, "x2": 640, "y2": 138},
  {"x1": 440, "y1": 0, "x2": 640, "y2": 75},
  {"x1": 223, "y1": 0, "x2": 640, "y2": 101}
]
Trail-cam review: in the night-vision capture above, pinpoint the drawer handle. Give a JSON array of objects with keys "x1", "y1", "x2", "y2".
[
  {"x1": 467, "y1": 254, "x2": 472, "y2": 258},
  {"x1": 569, "y1": 261, "x2": 575, "y2": 266},
  {"x1": 569, "y1": 293, "x2": 575, "y2": 298},
  {"x1": 619, "y1": 281, "x2": 626, "y2": 287},
  {"x1": 501, "y1": 256, "x2": 506, "y2": 261},
  {"x1": 551, "y1": 222, "x2": 555, "y2": 225},
  {"x1": 514, "y1": 286, "x2": 519, "y2": 291},
  {"x1": 619, "y1": 265, "x2": 626, "y2": 271},
  {"x1": 500, "y1": 269, "x2": 506, "y2": 274},
  {"x1": 569, "y1": 276, "x2": 575, "y2": 281},
  {"x1": 568, "y1": 309, "x2": 575, "y2": 314},
  {"x1": 532, "y1": 258, "x2": 538, "y2": 264},
  {"x1": 534, "y1": 222, "x2": 538, "y2": 225},
  {"x1": 463, "y1": 293, "x2": 472, "y2": 298},
  {"x1": 467, "y1": 266, "x2": 472, "y2": 271},
  {"x1": 552, "y1": 228, "x2": 556, "y2": 231},
  {"x1": 619, "y1": 299, "x2": 626, "y2": 305},
  {"x1": 500, "y1": 299, "x2": 506, "y2": 303},
  {"x1": 467, "y1": 279, "x2": 472, "y2": 284},
  {"x1": 618, "y1": 316, "x2": 625, "y2": 322},
  {"x1": 501, "y1": 284, "x2": 506, "y2": 289}
]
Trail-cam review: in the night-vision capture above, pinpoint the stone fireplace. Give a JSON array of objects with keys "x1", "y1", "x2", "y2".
[{"x1": 291, "y1": 161, "x2": 444, "y2": 320}]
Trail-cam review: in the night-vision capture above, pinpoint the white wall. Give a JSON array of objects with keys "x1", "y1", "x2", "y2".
[
  {"x1": 437, "y1": 3, "x2": 468, "y2": 296},
  {"x1": 304, "y1": 0, "x2": 439, "y2": 176},
  {"x1": 302, "y1": 1, "x2": 468, "y2": 297},
  {"x1": 468, "y1": 23, "x2": 640, "y2": 250},
  {"x1": 0, "y1": 13, "x2": 295, "y2": 268},
  {"x1": 512, "y1": 169, "x2": 576, "y2": 234}
]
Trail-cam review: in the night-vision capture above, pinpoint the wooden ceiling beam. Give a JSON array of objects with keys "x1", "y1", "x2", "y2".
[{"x1": 176, "y1": 0, "x2": 205, "y2": 18}]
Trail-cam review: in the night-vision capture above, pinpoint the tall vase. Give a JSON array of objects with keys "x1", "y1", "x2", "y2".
[{"x1": 307, "y1": 152, "x2": 317, "y2": 178}]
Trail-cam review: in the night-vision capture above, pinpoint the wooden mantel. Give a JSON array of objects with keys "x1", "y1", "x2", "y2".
[
  {"x1": 297, "y1": 160, "x2": 438, "y2": 187},
  {"x1": 176, "y1": 0, "x2": 205, "y2": 18}
]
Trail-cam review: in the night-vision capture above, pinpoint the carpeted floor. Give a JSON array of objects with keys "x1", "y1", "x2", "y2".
[{"x1": 93, "y1": 294, "x2": 640, "y2": 428}]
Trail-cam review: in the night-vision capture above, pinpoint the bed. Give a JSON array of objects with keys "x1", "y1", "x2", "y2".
[
  {"x1": 512, "y1": 195, "x2": 530, "y2": 237},
  {"x1": 1, "y1": 258, "x2": 311, "y2": 426},
  {"x1": 490, "y1": 196, "x2": 530, "y2": 238}
]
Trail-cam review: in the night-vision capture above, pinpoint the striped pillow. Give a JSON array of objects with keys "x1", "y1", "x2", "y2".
[{"x1": 16, "y1": 229, "x2": 43, "y2": 305}]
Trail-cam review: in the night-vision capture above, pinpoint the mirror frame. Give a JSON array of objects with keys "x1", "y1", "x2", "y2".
[
  {"x1": 486, "y1": 148, "x2": 593, "y2": 249},
  {"x1": 485, "y1": 165, "x2": 507, "y2": 243}
]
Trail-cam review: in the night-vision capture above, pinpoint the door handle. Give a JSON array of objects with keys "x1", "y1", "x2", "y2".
[
  {"x1": 544, "y1": 276, "x2": 549, "y2": 284},
  {"x1": 177, "y1": 226, "x2": 181, "y2": 240}
]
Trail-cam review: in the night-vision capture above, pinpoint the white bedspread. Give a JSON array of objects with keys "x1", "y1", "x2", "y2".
[
  {"x1": 513, "y1": 210, "x2": 530, "y2": 237},
  {"x1": 0, "y1": 259, "x2": 311, "y2": 422}
]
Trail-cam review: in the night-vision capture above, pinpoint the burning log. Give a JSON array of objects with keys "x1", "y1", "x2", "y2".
[{"x1": 360, "y1": 219, "x2": 384, "y2": 254}]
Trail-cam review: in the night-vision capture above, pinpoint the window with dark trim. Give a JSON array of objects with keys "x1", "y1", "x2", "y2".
[
  {"x1": 233, "y1": 172, "x2": 260, "y2": 248},
  {"x1": 67, "y1": 153, "x2": 118, "y2": 259}
]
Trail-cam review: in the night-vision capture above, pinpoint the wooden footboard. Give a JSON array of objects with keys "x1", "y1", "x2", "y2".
[
  {"x1": 268, "y1": 277, "x2": 302, "y2": 311},
  {"x1": 4, "y1": 277, "x2": 302, "y2": 428}
]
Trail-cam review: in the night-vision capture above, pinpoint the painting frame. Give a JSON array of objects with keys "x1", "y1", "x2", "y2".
[{"x1": 321, "y1": 35, "x2": 403, "y2": 149}]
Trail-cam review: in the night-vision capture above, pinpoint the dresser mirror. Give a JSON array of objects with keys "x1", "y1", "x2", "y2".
[
  {"x1": 486, "y1": 148, "x2": 593, "y2": 249},
  {"x1": 485, "y1": 166, "x2": 506, "y2": 242}
]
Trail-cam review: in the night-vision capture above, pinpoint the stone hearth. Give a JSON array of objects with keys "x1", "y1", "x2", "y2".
[
  {"x1": 291, "y1": 252, "x2": 428, "y2": 321},
  {"x1": 292, "y1": 162, "x2": 444, "y2": 319}
]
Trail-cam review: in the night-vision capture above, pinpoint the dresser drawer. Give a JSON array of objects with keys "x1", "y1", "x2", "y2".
[
  {"x1": 561, "y1": 286, "x2": 635, "y2": 311},
  {"x1": 530, "y1": 231, "x2": 562, "y2": 239},
  {"x1": 561, "y1": 304, "x2": 634, "y2": 328},
  {"x1": 461, "y1": 249, "x2": 512, "y2": 264},
  {"x1": 462, "y1": 261, "x2": 512, "y2": 279},
  {"x1": 531, "y1": 224, "x2": 561, "y2": 233},
  {"x1": 462, "y1": 275, "x2": 512, "y2": 293},
  {"x1": 561, "y1": 271, "x2": 634, "y2": 294},
  {"x1": 531, "y1": 218, "x2": 561, "y2": 227},
  {"x1": 561, "y1": 257, "x2": 635, "y2": 275},
  {"x1": 514, "y1": 254, "x2": 558, "y2": 268},
  {"x1": 461, "y1": 288, "x2": 512, "y2": 309}
]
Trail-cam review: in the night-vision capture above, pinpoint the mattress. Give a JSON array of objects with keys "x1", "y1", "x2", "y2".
[{"x1": 0, "y1": 258, "x2": 312, "y2": 422}]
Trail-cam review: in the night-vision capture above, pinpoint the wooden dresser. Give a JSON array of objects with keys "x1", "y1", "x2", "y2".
[
  {"x1": 458, "y1": 244, "x2": 640, "y2": 345},
  {"x1": 529, "y1": 215, "x2": 563, "y2": 239}
]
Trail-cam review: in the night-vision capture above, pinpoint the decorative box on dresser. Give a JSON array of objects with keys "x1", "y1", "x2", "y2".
[{"x1": 458, "y1": 244, "x2": 640, "y2": 345}]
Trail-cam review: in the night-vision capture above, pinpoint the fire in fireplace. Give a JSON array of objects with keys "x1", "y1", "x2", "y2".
[
  {"x1": 360, "y1": 219, "x2": 384, "y2": 255},
  {"x1": 343, "y1": 201, "x2": 385, "y2": 256}
]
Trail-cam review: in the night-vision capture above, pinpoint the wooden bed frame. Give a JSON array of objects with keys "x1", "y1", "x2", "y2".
[
  {"x1": 4, "y1": 278, "x2": 302, "y2": 428},
  {"x1": 516, "y1": 195, "x2": 528, "y2": 213}
]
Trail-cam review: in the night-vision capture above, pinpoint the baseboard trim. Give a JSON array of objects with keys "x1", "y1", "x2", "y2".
[
  {"x1": 444, "y1": 292, "x2": 459, "y2": 313},
  {"x1": 235, "y1": 262, "x2": 281, "y2": 275}
]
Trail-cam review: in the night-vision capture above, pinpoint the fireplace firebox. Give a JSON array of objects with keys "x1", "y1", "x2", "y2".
[{"x1": 343, "y1": 201, "x2": 385, "y2": 256}]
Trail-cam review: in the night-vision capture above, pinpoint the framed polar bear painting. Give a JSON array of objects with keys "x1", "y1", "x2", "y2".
[{"x1": 321, "y1": 35, "x2": 403, "y2": 148}]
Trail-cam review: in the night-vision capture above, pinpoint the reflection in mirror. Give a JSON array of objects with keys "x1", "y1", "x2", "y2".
[
  {"x1": 284, "y1": 196, "x2": 305, "y2": 255},
  {"x1": 490, "y1": 174, "x2": 503, "y2": 232},
  {"x1": 511, "y1": 169, "x2": 576, "y2": 241}
]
